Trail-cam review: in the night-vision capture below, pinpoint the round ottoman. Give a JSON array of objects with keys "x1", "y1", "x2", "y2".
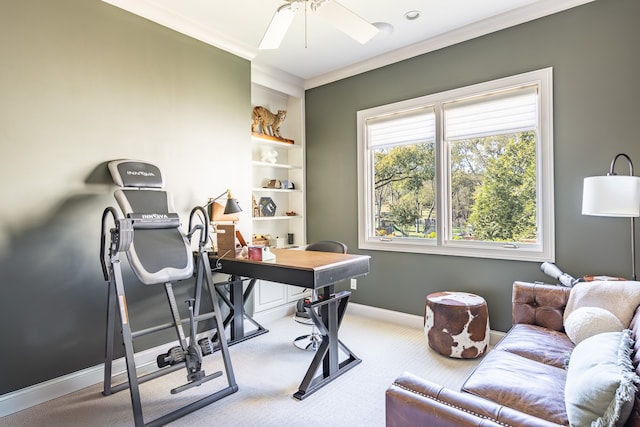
[{"x1": 424, "y1": 292, "x2": 490, "y2": 358}]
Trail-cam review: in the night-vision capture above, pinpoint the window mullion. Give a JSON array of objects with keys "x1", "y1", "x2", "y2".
[{"x1": 434, "y1": 104, "x2": 446, "y2": 246}]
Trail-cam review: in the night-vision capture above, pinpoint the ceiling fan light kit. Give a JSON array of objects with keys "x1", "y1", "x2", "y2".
[{"x1": 259, "y1": 0, "x2": 379, "y2": 50}]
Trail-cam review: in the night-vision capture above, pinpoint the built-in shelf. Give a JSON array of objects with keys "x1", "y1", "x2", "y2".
[
  {"x1": 251, "y1": 134, "x2": 301, "y2": 149},
  {"x1": 252, "y1": 215, "x2": 302, "y2": 221},
  {"x1": 252, "y1": 161, "x2": 301, "y2": 170},
  {"x1": 251, "y1": 79, "x2": 308, "y2": 314},
  {"x1": 252, "y1": 187, "x2": 302, "y2": 193}
]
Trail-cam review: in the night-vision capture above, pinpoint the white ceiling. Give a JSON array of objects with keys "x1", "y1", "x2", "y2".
[{"x1": 103, "y1": 0, "x2": 593, "y2": 89}]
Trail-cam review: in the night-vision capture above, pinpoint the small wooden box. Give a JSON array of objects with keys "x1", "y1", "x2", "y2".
[{"x1": 216, "y1": 224, "x2": 236, "y2": 256}]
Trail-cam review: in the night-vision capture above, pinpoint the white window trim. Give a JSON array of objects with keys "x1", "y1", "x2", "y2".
[{"x1": 356, "y1": 68, "x2": 554, "y2": 262}]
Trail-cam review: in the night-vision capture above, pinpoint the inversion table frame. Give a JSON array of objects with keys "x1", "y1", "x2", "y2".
[
  {"x1": 99, "y1": 159, "x2": 237, "y2": 426},
  {"x1": 100, "y1": 207, "x2": 238, "y2": 427}
]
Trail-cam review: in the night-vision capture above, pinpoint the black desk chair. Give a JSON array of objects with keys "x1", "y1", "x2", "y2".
[{"x1": 293, "y1": 240, "x2": 347, "y2": 350}]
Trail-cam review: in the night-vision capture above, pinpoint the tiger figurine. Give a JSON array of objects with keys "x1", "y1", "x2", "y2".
[{"x1": 251, "y1": 106, "x2": 286, "y2": 139}]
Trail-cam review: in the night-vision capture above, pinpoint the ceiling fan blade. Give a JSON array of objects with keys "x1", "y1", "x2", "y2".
[
  {"x1": 316, "y1": 0, "x2": 379, "y2": 44},
  {"x1": 259, "y1": 4, "x2": 297, "y2": 50}
]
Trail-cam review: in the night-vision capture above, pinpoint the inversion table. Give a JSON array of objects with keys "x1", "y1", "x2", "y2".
[{"x1": 99, "y1": 160, "x2": 237, "y2": 426}]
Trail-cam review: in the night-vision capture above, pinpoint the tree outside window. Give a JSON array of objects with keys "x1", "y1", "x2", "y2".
[
  {"x1": 451, "y1": 131, "x2": 537, "y2": 243},
  {"x1": 358, "y1": 68, "x2": 554, "y2": 261}
]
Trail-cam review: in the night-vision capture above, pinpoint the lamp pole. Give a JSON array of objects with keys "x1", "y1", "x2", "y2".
[{"x1": 609, "y1": 153, "x2": 636, "y2": 280}]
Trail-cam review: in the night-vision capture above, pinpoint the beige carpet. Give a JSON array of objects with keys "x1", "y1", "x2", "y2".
[{"x1": 1, "y1": 311, "x2": 483, "y2": 426}]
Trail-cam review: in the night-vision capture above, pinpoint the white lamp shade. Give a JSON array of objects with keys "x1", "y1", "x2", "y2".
[{"x1": 582, "y1": 175, "x2": 640, "y2": 217}]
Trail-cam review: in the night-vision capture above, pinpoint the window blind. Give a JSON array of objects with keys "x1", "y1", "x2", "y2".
[
  {"x1": 367, "y1": 107, "x2": 435, "y2": 149},
  {"x1": 444, "y1": 86, "x2": 538, "y2": 141}
]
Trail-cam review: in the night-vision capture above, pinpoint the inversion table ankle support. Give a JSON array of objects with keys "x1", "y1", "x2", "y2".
[{"x1": 99, "y1": 159, "x2": 237, "y2": 427}]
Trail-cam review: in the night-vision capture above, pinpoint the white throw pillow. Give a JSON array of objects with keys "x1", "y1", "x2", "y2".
[
  {"x1": 564, "y1": 281, "x2": 640, "y2": 328},
  {"x1": 564, "y1": 306, "x2": 624, "y2": 345},
  {"x1": 565, "y1": 330, "x2": 639, "y2": 427}
]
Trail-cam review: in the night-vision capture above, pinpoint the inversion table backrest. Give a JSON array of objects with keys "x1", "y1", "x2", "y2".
[{"x1": 108, "y1": 160, "x2": 193, "y2": 285}]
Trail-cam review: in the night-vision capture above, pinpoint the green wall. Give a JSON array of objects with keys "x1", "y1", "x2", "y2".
[
  {"x1": 2, "y1": 0, "x2": 638, "y2": 399},
  {"x1": 305, "y1": 0, "x2": 640, "y2": 332},
  {"x1": 0, "y1": 1, "x2": 251, "y2": 394}
]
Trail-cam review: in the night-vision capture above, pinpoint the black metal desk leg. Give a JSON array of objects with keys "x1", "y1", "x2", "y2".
[
  {"x1": 229, "y1": 276, "x2": 245, "y2": 340},
  {"x1": 211, "y1": 277, "x2": 268, "y2": 347},
  {"x1": 293, "y1": 290, "x2": 361, "y2": 400}
]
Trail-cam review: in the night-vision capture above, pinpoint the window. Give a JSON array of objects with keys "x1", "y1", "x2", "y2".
[{"x1": 357, "y1": 68, "x2": 554, "y2": 261}]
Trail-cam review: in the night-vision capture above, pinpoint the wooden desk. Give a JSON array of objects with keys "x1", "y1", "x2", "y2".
[
  {"x1": 209, "y1": 248, "x2": 370, "y2": 399},
  {"x1": 214, "y1": 248, "x2": 369, "y2": 286}
]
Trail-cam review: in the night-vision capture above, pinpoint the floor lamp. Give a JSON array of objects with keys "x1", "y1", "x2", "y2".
[{"x1": 582, "y1": 153, "x2": 640, "y2": 280}]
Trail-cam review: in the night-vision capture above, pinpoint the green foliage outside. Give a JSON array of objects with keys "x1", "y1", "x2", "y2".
[
  {"x1": 373, "y1": 131, "x2": 537, "y2": 243},
  {"x1": 374, "y1": 143, "x2": 435, "y2": 236},
  {"x1": 468, "y1": 132, "x2": 537, "y2": 242}
]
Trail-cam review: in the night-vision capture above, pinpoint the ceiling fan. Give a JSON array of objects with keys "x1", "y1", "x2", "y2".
[{"x1": 259, "y1": 0, "x2": 379, "y2": 50}]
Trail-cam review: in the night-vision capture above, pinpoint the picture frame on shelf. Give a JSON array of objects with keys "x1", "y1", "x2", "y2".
[{"x1": 259, "y1": 197, "x2": 277, "y2": 217}]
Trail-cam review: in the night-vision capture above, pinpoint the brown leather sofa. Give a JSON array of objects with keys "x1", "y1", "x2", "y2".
[{"x1": 386, "y1": 281, "x2": 640, "y2": 426}]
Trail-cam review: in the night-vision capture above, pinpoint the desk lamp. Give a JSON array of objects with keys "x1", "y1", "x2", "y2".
[
  {"x1": 203, "y1": 190, "x2": 243, "y2": 255},
  {"x1": 204, "y1": 189, "x2": 242, "y2": 221},
  {"x1": 582, "y1": 153, "x2": 640, "y2": 280}
]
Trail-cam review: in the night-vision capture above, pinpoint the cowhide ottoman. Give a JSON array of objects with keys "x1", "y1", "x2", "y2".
[{"x1": 424, "y1": 291, "x2": 490, "y2": 359}]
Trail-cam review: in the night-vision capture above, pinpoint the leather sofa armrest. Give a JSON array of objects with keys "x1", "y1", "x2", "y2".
[
  {"x1": 512, "y1": 281, "x2": 571, "y2": 331},
  {"x1": 386, "y1": 372, "x2": 562, "y2": 427}
]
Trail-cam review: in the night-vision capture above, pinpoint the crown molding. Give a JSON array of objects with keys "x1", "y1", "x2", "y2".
[
  {"x1": 102, "y1": 0, "x2": 595, "y2": 91},
  {"x1": 101, "y1": 0, "x2": 257, "y2": 61},
  {"x1": 303, "y1": 0, "x2": 596, "y2": 89},
  {"x1": 251, "y1": 64, "x2": 305, "y2": 98}
]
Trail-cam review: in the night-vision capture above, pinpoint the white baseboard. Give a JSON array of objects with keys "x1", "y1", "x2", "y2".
[
  {"x1": 347, "y1": 302, "x2": 424, "y2": 328},
  {"x1": 253, "y1": 301, "x2": 296, "y2": 324},
  {"x1": 346, "y1": 302, "x2": 506, "y2": 346},
  {"x1": 0, "y1": 341, "x2": 169, "y2": 418},
  {"x1": 0, "y1": 303, "x2": 504, "y2": 417},
  {"x1": 489, "y1": 329, "x2": 506, "y2": 345}
]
